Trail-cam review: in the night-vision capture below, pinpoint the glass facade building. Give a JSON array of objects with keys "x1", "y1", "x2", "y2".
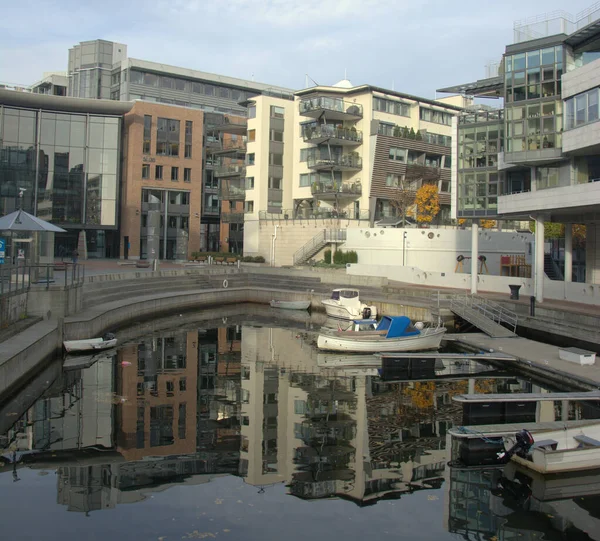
[{"x1": 0, "y1": 92, "x2": 131, "y2": 256}]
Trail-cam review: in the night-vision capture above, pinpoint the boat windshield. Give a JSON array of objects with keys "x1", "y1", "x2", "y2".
[
  {"x1": 331, "y1": 291, "x2": 340, "y2": 300},
  {"x1": 339, "y1": 290, "x2": 359, "y2": 299}
]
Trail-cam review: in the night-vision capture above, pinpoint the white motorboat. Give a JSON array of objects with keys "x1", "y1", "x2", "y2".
[
  {"x1": 63, "y1": 333, "x2": 117, "y2": 354},
  {"x1": 270, "y1": 300, "x2": 311, "y2": 310},
  {"x1": 321, "y1": 288, "x2": 377, "y2": 320},
  {"x1": 317, "y1": 316, "x2": 446, "y2": 353},
  {"x1": 499, "y1": 423, "x2": 600, "y2": 474}
]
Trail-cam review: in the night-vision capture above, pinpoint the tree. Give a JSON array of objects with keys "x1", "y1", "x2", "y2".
[
  {"x1": 528, "y1": 222, "x2": 586, "y2": 247},
  {"x1": 388, "y1": 176, "x2": 415, "y2": 227},
  {"x1": 480, "y1": 219, "x2": 497, "y2": 229},
  {"x1": 414, "y1": 183, "x2": 440, "y2": 224}
]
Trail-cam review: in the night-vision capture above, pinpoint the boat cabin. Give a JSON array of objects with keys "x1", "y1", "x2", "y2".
[
  {"x1": 349, "y1": 318, "x2": 378, "y2": 331},
  {"x1": 330, "y1": 289, "x2": 360, "y2": 301},
  {"x1": 376, "y1": 316, "x2": 421, "y2": 338}
]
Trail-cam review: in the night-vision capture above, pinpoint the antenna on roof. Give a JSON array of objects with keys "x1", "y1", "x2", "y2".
[{"x1": 305, "y1": 74, "x2": 319, "y2": 88}]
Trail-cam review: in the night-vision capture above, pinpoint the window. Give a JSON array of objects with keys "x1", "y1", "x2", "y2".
[
  {"x1": 389, "y1": 147, "x2": 407, "y2": 161},
  {"x1": 248, "y1": 129, "x2": 256, "y2": 142},
  {"x1": 386, "y1": 174, "x2": 404, "y2": 187},
  {"x1": 373, "y1": 97, "x2": 410, "y2": 117},
  {"x1": 565, "y1": 87, "x2": 600, "y2": 130},
  {"x1": 184, "y1": 168, "x2": 191, "y2": 182},
  {"x1": 171, "y1": 166, "x2": 179, "y2": 181},
  {"x1": 155, "y1": 165, "x2": 163, "y2": 180},
  {"x1": 271, "y1": 105, "x2": 285, "y2": 118},
  {"x1": 536, "y1": 166, "x2": 559, "y2": 189},
  {"x1": 299, "y1": 173, "x2": 312, "y2": 187},
  {"x1": 300, "y1": 148, "x2": 308, "y2": 162},
  {"x1": 270, "y1": 129, "x2": 284, "y2": 142},
  {"x1": 420, "y1": 107, "x2": 453, "y2": 125},
  {"x1": 143, "y1": 115, "x2": 152, "y2": 154},
  {"x1": 244, "y1": 200, "x2": 254, "y2": 213},
  {"x1": 247, "y1": 153, "x2": 255, "y2": 166},
  {"x1": 204, "y1": 84, "x2": 215, "y2": 96},
  {"x1": 184, "y1": 120, "x2": 192, "y2": 158},
  {"x1": 268, "y1": 176, "x2": 282, "y2": 189},
  {"x1": 269, "y1": 153, "x2": 283, "y2": 166},
  {"x1": 142, "y1": 164, "x2": 150, "y2": 179},
  {"x1": 248, "y1": 106, "x2": 256, "y2": 119},
  {"x1": 156, "y1": 117, "x2": 180, "y2": 156},
  {"x1": 245, "y1": 177, "x2": 254, "y2": 190}
]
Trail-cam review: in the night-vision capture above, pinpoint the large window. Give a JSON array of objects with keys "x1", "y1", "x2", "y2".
[
  {"x1": 565, "y1": 87, "x2": 600, "y2": 130},
  {"x1": 270, "y1": 106, "x2": 285, "y2": 118},
  {"x1": 268, "y1": 176, "x2": 282, "y2": 189},
  {"x1": 184, "y1": 120, "x2": 192, "y2": 158},
  {"x1": 389, "y1": 147, "x2": 407, "y2": 162},
  {"x1": 143, "y1": 115, "x2": 152, "y2": 154},
  {"x1": 156, "y1": 117, "x2": 180, "y2": 156},
  {"x1": 269, "y1": 153, "x2": 283, "y2": 166},
  {"x1": 419, "y1": 107, "x2": 453, "y2": 126},
  {"x1": 536, "y1": 166, "x2": 560, "y2": 189},
  {"x1": 373, "y1": 97, "x2": 410, "y2": 117}
]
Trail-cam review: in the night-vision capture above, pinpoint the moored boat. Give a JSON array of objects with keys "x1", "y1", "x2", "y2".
[
  {"x1": 270, "y1": 300, "x2": 311, "y2": 310},
  {"x1": 63, "y1": 351, "x2": 114, "y2": 371},
  {"x1": 63, "y1": 333, "x2": 117, "y2": 354},
  {"x1": 317, "y1": 316, "x2": 446, "y2": 353},
  {"x1": 499, "y1": 423, "x2": 600, "y2": 474},
  {"x1": 321, "y1": 288, "x2": 377, "y2": 320}
]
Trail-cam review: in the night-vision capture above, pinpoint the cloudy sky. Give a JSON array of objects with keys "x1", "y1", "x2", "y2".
[{"x1": 0, "y1": 0, "x2": 596, "y2": 98}]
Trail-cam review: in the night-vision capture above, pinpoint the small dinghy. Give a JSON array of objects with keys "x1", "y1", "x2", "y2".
[
  {"x1": 63, "y1": 332, "x2": 117, "y2": 354},
  {"x1": 270, "y1": 300, "x2": 311, "y2": 310}
]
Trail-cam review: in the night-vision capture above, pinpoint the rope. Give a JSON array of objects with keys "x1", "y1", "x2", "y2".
[{"x1": 455, "y1": 426, "x2": 504, "y2": 444}]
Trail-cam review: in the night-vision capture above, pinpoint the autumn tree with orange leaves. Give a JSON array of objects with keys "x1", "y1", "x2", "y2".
[{"x1": 414, "y1": 183, "x2": 440, "y2": 224}]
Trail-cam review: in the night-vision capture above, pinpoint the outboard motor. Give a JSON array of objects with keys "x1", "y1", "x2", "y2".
[
  {"x1": 362, "y1": 307, "x2": 372, "y2": 319},
  {"x1": 497, "y1": 429, "x2": 534, "y2": 461},
  {"x1": 103, "y1": 332, "x2": 116, "y2": 342}
]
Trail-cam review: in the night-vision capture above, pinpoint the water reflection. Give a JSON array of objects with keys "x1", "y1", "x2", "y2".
[{"x1": 1, "y1": 320, "x2": 597, "y2": 540}]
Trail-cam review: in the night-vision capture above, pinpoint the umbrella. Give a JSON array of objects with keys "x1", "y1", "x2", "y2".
[{"x1": 0, "y1": 209, "x2": 66, "y2": 233}]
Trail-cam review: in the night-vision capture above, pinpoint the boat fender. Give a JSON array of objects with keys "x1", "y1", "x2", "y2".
[
  {"x1": 362, "y1": 307, "x2": 371, "y2": 319},
  {"x1": 223, "y1": 279, "x2": 228, "y2": 289},
  {"x1": 415, "y1": 321, "x2": 424, "y2": 330}
]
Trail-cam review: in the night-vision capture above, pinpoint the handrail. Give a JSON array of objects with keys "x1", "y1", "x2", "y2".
[
  {"x1": 450, "y1": 294, "x2": 518, "y2": 333},
  {"x1": 293, "y1": 229, "x2": 347, "y2": 265}
]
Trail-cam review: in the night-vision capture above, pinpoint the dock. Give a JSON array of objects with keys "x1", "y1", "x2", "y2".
[
  {"x1": 446, "y1": 333, "x2": 600, "y2": 390},
  {"x1": 453, "y1": 391, "x2": 600, "y2": 403},
  {"x1": 377, "y1": 352, "x2": 518, "y2": 362},
  {"x1": 449, "y1": 419, "x2": 600, "y2": 440}
]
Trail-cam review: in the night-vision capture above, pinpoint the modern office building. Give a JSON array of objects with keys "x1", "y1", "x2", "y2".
[
  {"x1": 30, "y1": 72, "x2": 68, "y2": 96},
  {"x1": 0, "y1": 89, "x2": 132, "y2": 257},
  {"x1": 239, "y1": 81, "x2": 469, "y2": 264},
  {"x1": 121, "y1": 101, "x2": 204, "y2": 260},
  {"x1": 439, "y1": 4, "x2": 600, "y2": 297}
]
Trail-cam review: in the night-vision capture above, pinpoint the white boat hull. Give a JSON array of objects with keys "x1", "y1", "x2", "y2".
[
  {"x1": 270, "y1": 300, "x2": 311, "y2": 310},
  {"x1": 321, "y1": 301, "x2": 377, "y2": 320},
  {"x1": 317, "y1": 328, "x2": 446, "y2": 353},
  {"x1": 63, "y1": 338, "x2": 118, "y2": 353}
]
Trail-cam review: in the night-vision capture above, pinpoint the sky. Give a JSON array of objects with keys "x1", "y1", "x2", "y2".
[{"x1": 0, "y1": 0, "x2": 597, "y2": 99}]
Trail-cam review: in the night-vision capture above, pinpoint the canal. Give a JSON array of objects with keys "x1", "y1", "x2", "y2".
[{"x1": 1, "y1": 308, "x2": 599, "y2": 540}]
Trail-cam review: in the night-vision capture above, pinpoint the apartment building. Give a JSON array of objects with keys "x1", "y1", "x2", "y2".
[
  {"x1": 239, "y1": 81, "x2": 468, "y2": 264},
  {"x1": 121, "y1": 101, "x2": 204, "y2": 260},
  {"x1": 439, "y1": 4, "x2": 600, "y2": 298}
]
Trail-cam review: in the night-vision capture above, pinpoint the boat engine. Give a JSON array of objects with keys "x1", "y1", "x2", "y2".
[
  {"x1": 497, "y1": 429, "x2": 534, "y2": 461},
  {"x1": 103, "y1": 332, "x2": 116, "y2": 342},
  {"x1": 362, "y1": 307, "x2": 372, "y2": 319}
]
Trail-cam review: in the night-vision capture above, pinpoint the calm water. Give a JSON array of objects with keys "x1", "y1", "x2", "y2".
[{"x1": 1, "y1": 310, "x2": 599, "y2": 540}]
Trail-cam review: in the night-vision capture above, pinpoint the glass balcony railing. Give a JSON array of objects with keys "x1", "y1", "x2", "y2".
[
  {"x1": 221, "y1": 212, "x2": 245, "y2": 223},
  {"x1": 311, "y1": 181, "x2": 362, "y2": 196},
  {"x1": 221, "y1": 181, "x2": 246, "y2": 200},
  {"x1": 299, "y1": 97, "x2": 363, "y2": 119},
  {"x1": 303, "y1": 125, "x2": 363, "y2": 145},
  {"x1": 214, "y1": 164, "x2": 246, "y2": 177},
  {"x1": 306, "y1": 153, "x2": 362, "y2": 171}
]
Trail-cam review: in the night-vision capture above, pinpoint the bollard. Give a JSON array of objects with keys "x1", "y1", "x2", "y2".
[{"x1": 530, "y1": 295, "x2": 535, "y2": 317}]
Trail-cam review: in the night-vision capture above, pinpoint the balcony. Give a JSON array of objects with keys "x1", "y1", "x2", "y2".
[
  {"x1": 203, "y1": 182, "x2": 219, "y2": 194},
  {"x1": 210, "y1": 115, "x2": 247, "y2": 135},
  {"x1": 303, "y1": 125, "x2": 362, "y2": 146},
  {"x1": 214, "y1": 163, "x2": 246, "y2": 178},
  {"x1": 299, "y1": 97, "x2": 363, "y2": 121},
  {"x1": 202, "y1": 206, "x2": 220, "y2": 217},
  {"x1": 311, "y1": 180, "x2": 362, "y2": 199},
  {"x1": 307, "y1": 152, "x2": 362, "y2": 172},
  {"x1": 221, "y1": 212, "x2": 245, "y2": 223},
  {"x1": 221, "y1": 180, "x2": 246, "y2": 200}
]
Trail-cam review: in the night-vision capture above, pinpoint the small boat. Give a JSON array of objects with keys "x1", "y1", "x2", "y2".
[
  {"x1": 321, "y1": 288, "x2": 377, "y2": 320},
  {"x1": 270, "y1": 300, "x2": 311, "y2": 310},
  {"x1": 317, "y1": 353, "x2": 380, "y2": 368},
  {"x1": 63, "y1": 332, "x2": 117, "y2": 354},
  {"x1": 317, "y1": 316, "x2": 446, "y2": 353},
  {"x1": 499, "y1": 424, "x2": 600, "y2": 474}
]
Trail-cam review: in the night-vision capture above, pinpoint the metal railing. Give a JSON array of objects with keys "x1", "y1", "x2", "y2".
[
  {"x1": 307, "y1": 153, "x2": 362, "y2": 170},
  {"x1": 214, "y1": 164, "x2": 246, "y2": 177},
  {"x1": 299, "y1": 97, "x2": 363, "y2": 118},
  {"x1": 259, "y1": 209, "x2": 371, "y2": 221},
  {"x1": 311, "y1": 181, "x2": 362, "y2": 196},
  {"x1": 303, "y1": 125, "x2": 363, "y2": 144},
  {"x1": 450, "y1": 293, "x2": 518, "y2": 334},
  {"x1": 293, "y1": 229, "x2": 347, "y2": 266},
  {"x1": 0, "y1": 263, "x2": 85, "y2": 298}
]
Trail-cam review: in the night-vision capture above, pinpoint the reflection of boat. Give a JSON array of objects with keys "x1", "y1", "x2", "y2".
[
  {"x1": 317, "y1": 316, "x2": 446, "y2": 353},
  {"x1": 270, "y1": 300, "x2": 311, "y2": 310},
  {"x1": 501, "y1": 424, "x2": 600, "y2": 473},
  {"x1": 502, "y1": 460, "x2": 600, "y2": 501},
  {"x1": 317, "y1": 353, "x2": 380, "y2": 369},
  {"x1": 63, "y1": 351, "x2": 114, "y2": 371},
  {"x1": 63, "y1": 333, "x2": 117, "y2": 354},
  {"x1": 321, "y1": 289, "x2": 377, "y2": 320}
]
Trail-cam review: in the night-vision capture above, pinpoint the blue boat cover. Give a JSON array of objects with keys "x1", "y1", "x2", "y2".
[{"x1": 376, "y1": 316, "x2": 420, "y2": 338}]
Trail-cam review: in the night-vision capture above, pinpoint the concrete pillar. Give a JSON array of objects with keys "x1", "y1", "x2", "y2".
[
  {"x1": 471, "y1": 222, "x2": 479, "y2": 295},
  {"x1": 564, "y1": 224, "x2": 572, "y2": 283},
  {"x1": 587, "y1": 223, "x2": 599, "y2": 284},
  {"x1": 535, "y1": 217, "x2": 545, "y2": 302},
  {"x1": 468, "y1": 378, "x2": 475, "y2": 394}
]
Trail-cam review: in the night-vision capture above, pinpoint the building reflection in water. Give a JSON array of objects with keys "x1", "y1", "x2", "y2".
[{"x1": 5, "y1": 322, "x2": 596, "y2": 538}]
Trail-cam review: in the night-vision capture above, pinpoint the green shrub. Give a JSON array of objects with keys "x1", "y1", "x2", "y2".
[
  {"x1": 333, "y1": 250, "x2": 344, "y2": 264},
  {"x1": 253, "y1": 256, "x2": 265, "y2": 263},
  {"x1": 346, "y1": 250, "x2": 358, "y2": 264},
  {"x1": 241, "y1": 256, "x2": 253, "y2": 262},
  {"x1": 324, "y1": 249, "x2": 332, "y2": 264}
]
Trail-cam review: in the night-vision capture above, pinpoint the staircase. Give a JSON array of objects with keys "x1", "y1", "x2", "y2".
[
  {"x1": 449, "y1": 294, "x2": 518, "y2": 338},
  {"x1": 544, "y1": 254, "x2": 563, "y2": 281},
  {"x1": 293, "y1": 229, "x2": 347, "y2": 266}
]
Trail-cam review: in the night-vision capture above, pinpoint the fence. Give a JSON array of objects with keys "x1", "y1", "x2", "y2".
[{"x1": 0, "y1": 263, "x2": 85, "y2": 298}]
